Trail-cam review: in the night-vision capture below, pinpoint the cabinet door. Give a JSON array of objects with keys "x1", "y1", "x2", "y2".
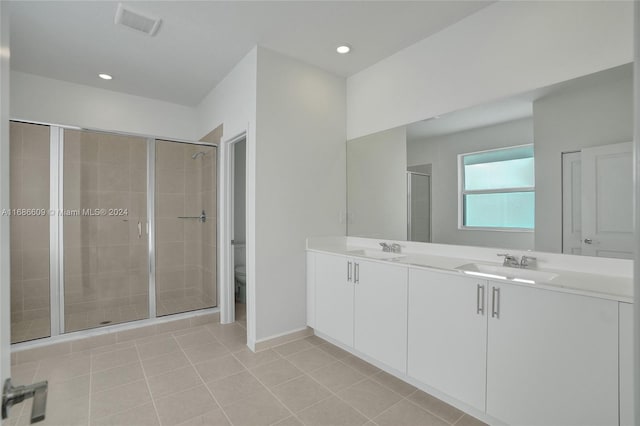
[
  {"x1": 487, "y1": 283, "x2": 618, "y2": 426},
  {"x1": 354, "y1": 260, "x2": 408, "y2": 372},
  {"x1": 619, "y1": 302, "x2": 634, "y2": 426},
  {"x1": 407, "y1": 269, "x2": 488, "y2": 411},
  {"x1": 314, "y1": 253, "x2": 354, "y2": 347}
]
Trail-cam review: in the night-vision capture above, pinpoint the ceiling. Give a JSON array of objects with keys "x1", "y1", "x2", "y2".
[
  {"x1": 406, "y1": 63, "x2": 633, "y2": 142},
  {"x1": 8, "y1": 1, "x2": 491, "y2": 106},
  {"x1": 406, "y1": 96, "x2": 533, "y2": 142}
]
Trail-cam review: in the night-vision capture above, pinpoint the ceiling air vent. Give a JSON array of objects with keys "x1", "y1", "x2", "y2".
[{"x1": 115, "y1": 3, "x2": 162, "y2": 37}]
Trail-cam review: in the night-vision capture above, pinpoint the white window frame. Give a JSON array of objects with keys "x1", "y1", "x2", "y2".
[{"x1": 458, "y1": 144, "x2": 535, "y2": 232}]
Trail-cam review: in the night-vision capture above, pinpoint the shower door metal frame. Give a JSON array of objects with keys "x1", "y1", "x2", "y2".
[
  {"x1": 49, "y1": 126, "x2": 64, "y2": 336},
  {"x1": 11, "y1": 119, "x2": 219, "y2": 344},
  {"x1": 147, "y1": 138, "x2": 156, "y2": 319}
]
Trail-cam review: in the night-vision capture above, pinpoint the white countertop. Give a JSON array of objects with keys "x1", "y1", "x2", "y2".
[{"x1": 307, "y1": 237, "x2": 633, "y2": 303}]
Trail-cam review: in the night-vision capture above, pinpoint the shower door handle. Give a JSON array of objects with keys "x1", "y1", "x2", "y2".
[
  {"x1": 137, "y1": 221, "x2": 142, "y2": 239},
  {"x1": 177, "y1": 210, "x2": 207, "y2": 223}
]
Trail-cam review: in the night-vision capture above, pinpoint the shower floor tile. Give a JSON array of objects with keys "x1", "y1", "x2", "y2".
[
  {"x1": 64, "y1": 303, "x2": 149, "y2": 333},
  {"x1": 8, "y1": 319, "x2": 487, "y2": 426}
]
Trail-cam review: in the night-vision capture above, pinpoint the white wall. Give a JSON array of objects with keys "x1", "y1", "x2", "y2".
[
  {"x1": 347, "y1": 126, "x2": 407, "y2": 240},
  {"x1": 1, "y1": 0, "x2": 11, "y2": 388},
  {"x1": 10, "y1": 71, "x2": 199, "y2": 140},
  {"x1": 347, "y1": 1, "x2": 633, "y2": 140},
  {"x1": 408, "y1": 118, "x2": 535, "y2": 250},
  {"x1": 534, "y1": 71, "x2": 633, "y2": 253},
  {"x1": 196, "y1": 47, "x2": 257, "y2": 341},
  {"x1": 254, "y1": 47, "x2": 346, "y2": 342},
  {"x1": 196, "y1": 48, "x2": 258, "y2": 142}
]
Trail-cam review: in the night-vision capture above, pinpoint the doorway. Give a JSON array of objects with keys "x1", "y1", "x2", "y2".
[
  {"x1": 407, "y1": 170, "x2": 432, "y2": 243},
  {"x1": 231, "y1": 137, "x2": 247, "y2": 328}
]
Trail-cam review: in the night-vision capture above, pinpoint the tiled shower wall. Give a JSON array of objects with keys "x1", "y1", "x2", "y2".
[
  {"x1": 9, "y1": 122, "x2": 51, "y2": 343},
  {"x1": 155, "y1": 141, "x2": 217, "y2": 316},
  {"x1": 63, "y1": 129, "x2": 149, "y2": 332}
]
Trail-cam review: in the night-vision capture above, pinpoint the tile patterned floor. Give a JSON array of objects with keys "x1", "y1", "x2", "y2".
[{"x1": 7, "y1": 321, "x2": 487, "y2": 426}]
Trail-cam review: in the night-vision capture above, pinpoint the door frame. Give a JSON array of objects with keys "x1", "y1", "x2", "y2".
[
  {"x1": 406, "y1": 171, "x2": 432, "y2": 243},
  {"x1": 219, "y1": 131, "x2": 247, "y2": 328},
  {"x1": 1, "y1": 0, "x2": 11, "y2": 402},
  {"x1": 561, "y1": 150, "x2": 582, "y2": 255}
]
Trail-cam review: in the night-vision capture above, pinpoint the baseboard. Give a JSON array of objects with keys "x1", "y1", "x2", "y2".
[{"x1": 254, "y1": 326, "x2": 313, "y2": 352}]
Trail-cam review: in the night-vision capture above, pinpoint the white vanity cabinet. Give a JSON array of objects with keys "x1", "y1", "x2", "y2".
[
  {"x1": 309, "y1": 248, "x2": 627, "y2": 426},
  {"x1": 354, "y1": 258, "x2": 407, "y2": 372},
  {"x1": 407, "y1": 269, "x2": 488, "y2": 412},
  {"x1": 314, "y1": 252, "x2": 355, "y2": 347},
  {"x1": 311, "y1": 251, "x2": 408, "y2": 372},
  {"x1": 619, "y1": 302, "x2": 634, "y2": 426},
  {"x1": 485, "y1": 282, "x2": 619, "y2": 426}
]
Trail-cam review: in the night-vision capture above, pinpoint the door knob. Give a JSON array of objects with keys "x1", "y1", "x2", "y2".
[{"x1": 584, "y1": 238, "x2": 593, "y2": 244}]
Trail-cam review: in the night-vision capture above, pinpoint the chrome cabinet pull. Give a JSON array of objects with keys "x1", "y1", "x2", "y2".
[
  {"x1": 584, "y1": 238, "x2": 593, "y2": 244},
  {"x1": 354, "y1": 263, "x2": 360, "y2": 284},
  {"x1": 347, "y1": 261, "x2": 352, "y2": 282},
  {"x1": 491, "y1": 287, "x2": 500, "y2": 319},
  {"x1": 476, "y1": 284, "x2": 485, "y2": 315},
  {"x1": 137, "y1": 221, "x2": 142, "y2": 239}
]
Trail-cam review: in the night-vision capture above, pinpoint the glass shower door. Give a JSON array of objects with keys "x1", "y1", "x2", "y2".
[
  {"x1": 9, "y1": 122, "x2": 51, "y2": 343},
  {"x1": 155, "y1": 140, "x2": 217, "y2": 316},
  {"x1": 63, "y1": 129, "x2": 149, "y2": 332}
]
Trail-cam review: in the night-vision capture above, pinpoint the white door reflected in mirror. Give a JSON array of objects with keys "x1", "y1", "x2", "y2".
[{"x1": 562, "y1": 141, "x2": 633, "y2": 259}]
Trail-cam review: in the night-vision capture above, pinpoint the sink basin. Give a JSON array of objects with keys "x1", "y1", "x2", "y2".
[
  {"x1": 348, "y1": 249, "x2": 406, "y2": 260},
  {"x1": 456, "y1": 263, "x2": 558, "y2": 283}
]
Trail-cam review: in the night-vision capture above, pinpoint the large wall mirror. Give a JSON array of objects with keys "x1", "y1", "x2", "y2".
[{"x1": 347, "y1": 63, "x2": 633, "y2": 259}]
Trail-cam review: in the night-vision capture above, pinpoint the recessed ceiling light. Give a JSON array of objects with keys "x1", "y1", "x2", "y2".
[
  {"x1": 98, "y1": 73, "x2": 113, "y2": 80},
  {"x1": 336, "y1": 45, "x2": 351, "y2": 54}
]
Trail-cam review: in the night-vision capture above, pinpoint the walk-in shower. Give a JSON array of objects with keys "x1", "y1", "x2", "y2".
[{"x1": 9, "y1": 122, "x2": 218, "y2": 343}]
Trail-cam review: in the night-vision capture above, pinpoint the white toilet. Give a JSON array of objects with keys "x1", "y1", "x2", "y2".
[{"x1": 235, "y1": 265, "x2": 246, "y2": 303}]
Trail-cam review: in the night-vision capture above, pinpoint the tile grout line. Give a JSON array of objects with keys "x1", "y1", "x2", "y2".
[
  {"x1": 87, "y1": 352, "x2": 93, "y2": 426},
  {"x1": 174, "y1": 330, "x2": 236, "y2": 426},
  {"x1": 315, "y1": 337, "x2": 474, "y2": 425},
  {"x1": 133, "y1": 338, "x2": 163, "y2": 426},
  {"x1": 271, "y1": 343, "x2": 383, "y2": 424},
  {"x1": 367, "y1": 397, "x2": 405, "y2": 425},
  {"x1": 400, "y1": 392, "x2": 459, "y2": 425},
  {"x1": 301, "y1": 338, "x2": 457, "y2": 426},
  {"x1": 452, "y1": 414, "x2": 471, "y2": 426},
  {"x1": 278, "y1": 342, "x2": 373, "y2": 413},
  {"x1": 229, "y1": 346, "x2": 282, "y2": 371},
  {"x1": 240, "y1": 357, "x2": 303, "y2": 426},
  {"x1": 306, "y1": 370, "x2": 401, "y2": 424},
  {"x1": 223, "y1": 330, "x2": 319, "y2": 424}
]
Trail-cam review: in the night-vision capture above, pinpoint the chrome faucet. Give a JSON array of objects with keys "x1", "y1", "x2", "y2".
[
  {"x1": 497, "y1": 253, "x2": 520, "y2": 268},
  {"x1": 380, "y1": 242, "x2": 402, "y2": 253},
  {"x1": 380, "y1": 242, "x2": 392, "y2": 252},
  {"x1": 520, "y1": 255, "x2": 537, "y2": 268}
]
